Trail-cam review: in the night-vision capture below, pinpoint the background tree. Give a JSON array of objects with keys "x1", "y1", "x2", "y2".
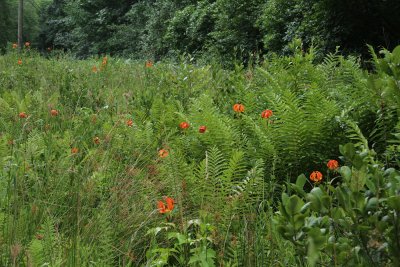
[
  {"x1": 164, "y1": 1, "x2": 216, "y2": 58},
  {"x1": 0, "y1": 0, "x2": 48, "y2": 52},
  {"x1": 38, "y1": 0, "x2": 73, "y2": 51},
  {"x1": 209, "y1": 0, "x2": 264, "y2": 63},
  {"x1": 0, "y1": 0, "x2": 12, "y2": 52},
  {"x1": 259, "y1": 0, "x2": 400, "y2": 57},
  {"x1": 2, "y1": 0, "x2": 399, "y2": 64}
]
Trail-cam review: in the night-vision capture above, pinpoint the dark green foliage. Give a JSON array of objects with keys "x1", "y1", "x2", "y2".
[
  {"x1": 165, "y1": 1, "x2": 216, "y2": 56},
  {"x1": 0, "y1": 0, "x2": 45, "y2": 50},
  {"x1": 331, "y1": 0, "x2": 400, "y2": 56},
  {"x1": 208, "y1": 0, "x2": 264, "y2": 63},
  {"x1": 40, "y1": 0, "x2": 136, "y2": 57},
  {"x1": 0, "y1": 0, "x2": 11, "y2": 52},
  {"x1": 108, "y1": 1, "x2": 153, "y2": 57},
  {"x1": 2, "y1": 0, "x2": 400, "y2": 62},
  {"x1": 273, "y1": 44, "x2": 400, "y2": 267},
  {"x1": 259, "y1": 0, "x2": 400, "y2": 57},
  {"x1": 277, "y1": 130, "x2": 400, "y2": 266},
  {"x1": 38, "y1": 0, "x2": 73, "y2": 50}
]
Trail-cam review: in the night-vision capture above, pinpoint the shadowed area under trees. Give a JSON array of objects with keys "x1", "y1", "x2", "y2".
[{"x1": 1, "y1": 0, "x2": 399, "y2": 63}]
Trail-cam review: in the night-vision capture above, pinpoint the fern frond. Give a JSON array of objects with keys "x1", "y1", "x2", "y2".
[
  {"x1": 344, "y1": 120, "x2": 369, "y2": 151},
  {"x1": 231, "y1": 159, "x2": 265, "y2": 207},
  {"x1": 26, "y1": 131, "x2": 46, "y2": 161},
  {"x1": 221, "y1": 150, "x2": 247, "y2": 185},
  {"x1": 206, "y1": 146, "x2": 227, "y2": 185},
  {"x1": 28, "y1": 239, "x2": 44, "y2": 266}
]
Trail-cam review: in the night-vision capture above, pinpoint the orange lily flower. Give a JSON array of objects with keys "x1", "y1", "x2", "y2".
[
  {"x1": 19, "y1": 112, "x2": 27, "y2": 118},
  {"x1": 199, "y1": 125, "x2": 207, "y2": 133},
  {"x1": 179, "y1": 122, "x2": 190, "y2": 129},
  {"x1": 50, "y1": 109, "x2": 59, "y2": 117},
  {"x1": 327, "y1": 160, "x2": 339, "y2": 170},
  {"x1": 158, "y1": 149, "x2": 168, "y2": 158},
  {"x1": 310, "y1": 171, "x2": 323, "y2": 183},
  {"x1": 102, "y1": 56, "x2": 108, "y2": 66},
  {"x1": 157, "y1": 197, "x2": 174, "y2": 214},
  {"x1": 93, "y1": 136, "x2": 100, "y2": 145},
  {"x1": 261, "y1": 109, "x2": 273, "y2": 119},
  {"x1": 145, "y1": 60, "x2": 153, "y2": 68},
  {"x1": 233, "y1": 103, "x2": 245, "y2": 113}
]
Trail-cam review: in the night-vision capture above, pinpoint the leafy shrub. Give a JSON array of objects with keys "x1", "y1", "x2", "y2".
[{"x1": 276, "y1": 123, "x2": 400, "y2": 266}]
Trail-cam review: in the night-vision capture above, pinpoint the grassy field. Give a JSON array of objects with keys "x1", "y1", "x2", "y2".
[{"x1": 0, "y1": 46, "x2": 399, "y2": 266}]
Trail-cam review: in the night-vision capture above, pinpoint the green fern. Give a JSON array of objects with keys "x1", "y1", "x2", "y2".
[
  {"x1": 231, "y1": 159, "x2": 265, "y2": 208},
  {"x1": 344, "y1": 120, "x2": 369, "y2": 151},
  {"x1": 221, "y1": 150, "x2": 247, "y2": 185}
]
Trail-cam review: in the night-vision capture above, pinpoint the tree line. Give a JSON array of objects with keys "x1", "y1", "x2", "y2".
[{"x1": 1, "y1": 0, "x2": 400, "y2": 62}]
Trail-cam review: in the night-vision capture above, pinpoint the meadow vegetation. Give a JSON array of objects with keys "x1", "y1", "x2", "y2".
[{"x1": 0, "y1": 44, "x2": 399, "y2": 266}]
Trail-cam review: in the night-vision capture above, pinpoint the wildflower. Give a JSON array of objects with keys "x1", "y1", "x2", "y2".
[
  {"x1": 199, "y1": 125, "x2": 207, "y2": 133},
  {"x1": 245, "y1": 70, "x2": 253, "y2": 80},
  {"x1": 50, "y1": 109, "x2": 59, "y2": 117},
  {"x1": 71, "y1": 147, "x2": 79, "y2": 154},
  {"x1": 158, "y1": 149, "x2": 168, "y2": 158},
  {"x1": 17, "y1": 59, "x2": 22, "y2": 65},
  {"x1": 19, "y1": 112, "x2": 27, "y2": 119},
  {"x1": 91, "y1": 115, "x2": 97, "y2": 124},
  {"x1": 327, "y1": 160, "x2": 339, "y2": 171},
  {"x1": 93, "y1": 136, "x2": 100, "y2": 145},
  {"x1": 145, "y1": 60, "x2": 153, "y2": 68},
  {"x1": 261, "y1": 109, "x2": 273, "y2": 119},
  {"x1": 102, "y1": 56, "x2": 108, "y2": 66},
  {"x1": 310, "y1": 171, "x2": 323, "y2": 183},
  {"x1": 92, "y1": 65, "x2": 98, "y2": 73},
  {"x1": 126, "y1": 119, "x2": 133, "y2": 127},
  {"x1": 12, "y1": 43, "x2": 17, "y2": 49},
  {"x1": 233, "y1": 103, "x2": 245, "y2": 113},
  {"x1": 30, "y1": 204, "x2": 39, "y2": 215},
  {"x1": 157, "y1": 196, "x2": 174, "y2": 214},
  {"x1": 179, "y1": 122, "x2": 190, "y2": 129},
  {"x1": 24, "y1": 42, "x2": 30, "y2": 47},
  {"x1": 47, "y1": 47, "x2": 52, "y2": 52}
]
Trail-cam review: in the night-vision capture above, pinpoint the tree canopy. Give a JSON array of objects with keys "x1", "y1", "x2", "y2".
[{"x1": 1, "y1": 0, "x2": 400, "y2": 62}]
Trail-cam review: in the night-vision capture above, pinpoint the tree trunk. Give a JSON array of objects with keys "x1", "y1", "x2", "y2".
[{"x1": 18, "y1": 0, "x2": 23, "y2": 50}]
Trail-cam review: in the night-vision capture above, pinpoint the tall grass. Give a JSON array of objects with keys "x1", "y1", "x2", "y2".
[{"x1": 0, "y1": 45, "x2": 398, "y2": 266}]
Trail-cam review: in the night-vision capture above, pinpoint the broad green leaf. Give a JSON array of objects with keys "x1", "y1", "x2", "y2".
[
  {"x1": 285, "y1": 195, "x2": 304, "y2": 216},
  {"x1": 296, "y1": 174, "x2": 307, "y2": 189},
  {"x1": 388, "y1": 196, "x2": 400, "y2": 211},
  {"x1": 392, "y1": 45, "x2": 400, "y2": 64},
  {"x1": 365, "y1": 197, "x2": 378, "y2": 211},
  {"x1": 340, "y1": 166, "x2": 352, "y2": 183},
  {"x1": 339, "y1": 143, "x2": 355, "y2": 159},
  {"x1": 365, "y1": 178, "x2": 376, "y2": 194},
  {"x1": 350, "y1": 169, "x2": 366, "y2": 192}
]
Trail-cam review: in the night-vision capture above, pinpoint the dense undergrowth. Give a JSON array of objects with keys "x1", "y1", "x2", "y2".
[{"x1": 0, "y1": 44, "x2": 399, "y2": 266}]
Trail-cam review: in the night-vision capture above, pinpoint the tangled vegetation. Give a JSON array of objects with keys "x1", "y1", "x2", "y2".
[{"x1": 0, "y1": 44, "x2": 399, "y2": 266}]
